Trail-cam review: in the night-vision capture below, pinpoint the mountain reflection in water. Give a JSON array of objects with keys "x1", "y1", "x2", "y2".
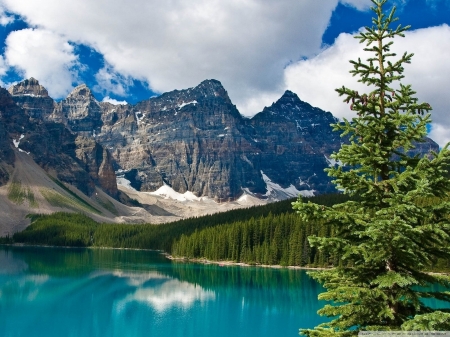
[{"x1": 0, "y1": 245, "x2": 325, "y2": 337}]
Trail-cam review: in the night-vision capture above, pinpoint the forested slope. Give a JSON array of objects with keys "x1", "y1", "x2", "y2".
[{"x1": 6, "y1": 193, "x2": 448, "y2": 270}]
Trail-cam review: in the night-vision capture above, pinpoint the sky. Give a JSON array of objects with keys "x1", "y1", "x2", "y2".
[{"x1": 0, "y1": 0, "x2": 449, "y2": 145}]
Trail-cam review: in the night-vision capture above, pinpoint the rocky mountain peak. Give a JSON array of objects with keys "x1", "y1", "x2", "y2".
[
  {"x1": 67, "y1": 84, "x2": 96, "y2": 100},
  {"x1": 8, "y1": 77, "x2": 49, "y2": 97},
  {"x1": 51, "y1": 84, "x2": 102, "y2": 133},
  {"x1": 194, "y1": 79, "x2": 232, "y2": 103},
  {"x1": 255, "y1": 89, "x2": 333, "y2": 123}
]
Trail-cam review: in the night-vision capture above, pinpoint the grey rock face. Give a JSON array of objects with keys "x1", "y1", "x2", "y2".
[
  {"x1": 97, "y1": 79, "x2": 264, "y2": 201},
  {"x1": 8, "y1": 77, "x2": 49, "y2": 97},
  {"x1": 249, "y1": 90, "x2": 342, "y2": 194},
  {"x1": 8, "y1": 78, "x2": 440, "y2": 201},
  {"x1": 52, "y1": 84, "x2": 103, "y2": 134},
  {"x1": 1, "y1": 82, "x2": 118, "y2": 198},
  {"x1": 75, "y1": 136, "x2": 118, "y2": 198},
  {"x1": 8, "y1": 78, "x2": 56, "y2": 120}
]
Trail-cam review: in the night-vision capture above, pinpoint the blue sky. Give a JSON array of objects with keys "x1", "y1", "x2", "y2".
[{"x1": 0, "y1": 0, "x2": 449, "y2": 144}]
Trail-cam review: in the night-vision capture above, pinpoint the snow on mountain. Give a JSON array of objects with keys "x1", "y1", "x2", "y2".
[
  {"x1": 116, "y1": 176, "x2": 138, "y2": 192},
  {"x1": 324, "y1": 155, "x2": 342, "y2": 167},
  {"x1": 177, "y1": 100, "x2": 197, "y2": 110},
  {"x1": 261, "y1": 171, "x2": 315, "y2": 200},
  {"x1": 13, "y1": 134, "x2": 30, "y2": 154},
  {"x1": 148, "y1": 184, "x2": 212, "y2": 202}
]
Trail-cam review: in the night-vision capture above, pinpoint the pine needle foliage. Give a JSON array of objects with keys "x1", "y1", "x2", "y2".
[{"x1": 293, "y1": 0, "x2": 450, "y2": 335}]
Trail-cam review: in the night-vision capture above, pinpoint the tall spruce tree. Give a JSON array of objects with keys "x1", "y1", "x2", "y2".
[{"x1": 293, "y1": 0, "x2": 450, "y2": 335}]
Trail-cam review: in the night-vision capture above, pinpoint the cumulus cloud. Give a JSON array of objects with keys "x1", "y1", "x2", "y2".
[
  {"x1": 102, "y1": 96, "x2": 128, "y2": 105},
  {"x1": 1, "y1": 0, "x2": 447, "y2": 141},
  {"x1": 284, "y1": 24, "x2": 450, "y2": 147},
  {"x1": 340, "y1": 0, "x2": 372, "y2": 10},
  {"x1": 94, "y1": 65, "x2": 132, "y2": 97},
  {"x1": 4, "y1": 28, "x2": 79, "y2": 98},
  {"x1": 1, "y1": 0, "x2": 342, "y2": 114},
  {"x1": 0, "y1": 4, "x2": 13, "y2": 26}
]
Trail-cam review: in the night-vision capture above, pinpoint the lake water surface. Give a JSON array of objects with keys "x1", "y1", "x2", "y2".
[{"x1": 0, "y1": 245, "x2": 327, "y2": 337}]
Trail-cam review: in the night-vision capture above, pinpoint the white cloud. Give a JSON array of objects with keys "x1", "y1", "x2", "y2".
[
  {"x1": 102, "y1": 96, "x2": 128, "y2": 105},
  {"x1": 0, "y1": 4, "x2": 14, "y2": 26},
  {"x1": 1, "y1": 0, "x2": 341, "y2": 114},
  {"x1": 2, "y1": 0, "x2": 446, "y2": 144},
  {"x1": 284, "y1": 24, "x2": 450, "y2": 147},
  {"x1": 94, "y1": 65, "x2": 132, "y2": 97},
  {"x1": 0, "y1": 55, "x2": 7, "y2": 77},
  {"x1": 4, "y1": 28, "x2": 79, "y2": 98},
  {"x1": 429, "y1": 124, "x2": 450, "y2": 149},
  {"x1": 340, "y1": 0, "x2": 372, "y2": 10}
]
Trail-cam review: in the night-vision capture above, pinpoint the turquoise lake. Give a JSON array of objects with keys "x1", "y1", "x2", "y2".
[
  {"x1": 0, "y1": 245, "x2": 327, "y2": 337},
  {"x1": 2, "y1": 246, "x2": 449, "y2": 337}
]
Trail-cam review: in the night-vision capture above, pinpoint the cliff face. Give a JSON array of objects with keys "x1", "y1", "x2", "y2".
[
  {"x1": 8, "y1": 77, "x2": 56, "y2": 120},
  {"x1": 1, "y1": 83, "x2": 118, "y2": 198},
  {"x1": 0, "y1": 87, "x2": 26, "y2": 185},
  {"x1": 74, "y1": 136, "x2": 118, "y2": 198},
  {"x1": 52, "y1": 84, "x2": 103, "y2": 134},
  {"x1": 7, "y1": 78, "x2": 440, "y2": 201},
  {"x1": 95, "y1": 79, "x2": 265, "y2": 201},
  {"x1": 249, "y1": 90, "x2": 341, "y2": 195}
]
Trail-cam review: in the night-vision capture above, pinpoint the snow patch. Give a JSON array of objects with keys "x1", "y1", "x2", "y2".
[
  {"x1": 324, "y1": 155, "x2": 343, "y2": 167},
  {"x1": 177, "y1": 100, "x2": 197, "y2": 110},
  {"x1": 298, "y1": 178, "x2": 311, "y2": 188},
  {"x1": 148, "y1": 184, "x2": 211, "y2": 202},
  {"x1": 117, "y1": 177, "x2": 138, "y2": 192},
  {"x1": 21, "y1": 94, "x2": 43, "y2": 97},
  {"x1": 13, "y1": 134, "x2": 24, "y2": 148},
  {"x1": 13, "y1": 134, "x2": 30, "y2": 154},
  {"x1": 261, "y1": 171, "x2": 315, "y2": 200},
  {"x1": 18, "y1": 148, "x2": 30, "y2": 155},
  {"x1": 134, "y1": 111, "x2": 145, "y2": 125}
]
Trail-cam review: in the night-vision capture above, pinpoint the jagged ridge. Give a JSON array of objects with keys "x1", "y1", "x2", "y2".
[{"x1": 7, "y1": 78, "x2": 440, "y2": 202}]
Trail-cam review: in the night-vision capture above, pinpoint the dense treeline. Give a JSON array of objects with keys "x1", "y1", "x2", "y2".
[
  {"x1": 15, "y1": 213, "x2": 98, "y2": 247},
  {"x1": 11, "y1": 194, "x2": 348, "y2": 252},
  {"x1": 10, "y1": 193, "x2": 447, "y2": 269},
  {"x1": 171, "y1": 212, "x2": 336, "y2": 267}
]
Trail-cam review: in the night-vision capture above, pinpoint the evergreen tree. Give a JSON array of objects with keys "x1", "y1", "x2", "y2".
[{"x1": 293, "y1": 0, "x2": 450, "y2": 335}]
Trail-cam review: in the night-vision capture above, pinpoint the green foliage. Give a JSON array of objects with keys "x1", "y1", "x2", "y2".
[
  {"x1": 14, "y1": 213, "x2": 97, "y2": 247},
  {"x1": 293, "y1": 0, "x2": 450, "y2": 335},
  {"x1": 8, "y1": 180, "x2": 26, "y2": 204},
  {"x1": 26, "y1": 187, "x2": 38, "y2": 208},
  {"x1": 7, "y1": 179, "x2": 38, "y2": 207},
  {"x1": 401, "y1": 312, "x2": 450, "y2": 331},
  {"x1": 171, "y1": 212, "x2": 332, "y2": 266},
  {"x1": 94, "y1": 196, "x2": 118, "y2": 215},
  {"x1": 47, "y1": 175, "x2": 101, "y2": 214},
  {"x1": 0, "y1": 235, "x2": 13, "y2": 244},
  {"x1": 11, "y1": 194, "x2": 346, "y2": 256}
]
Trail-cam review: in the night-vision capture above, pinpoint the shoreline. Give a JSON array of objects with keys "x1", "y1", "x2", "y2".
[
  {"x1": 164, "y1": 254, "x2": 330, "y2": 270},
  {"x1": 3, "y1": 244, "x2": 449, "y2": 274},
  {"x1": 1, "y1": 243, "x2": 329, "y2": 270},
  {"x1": 0, "y1": 243, "x2": 162, "y2": 253}
]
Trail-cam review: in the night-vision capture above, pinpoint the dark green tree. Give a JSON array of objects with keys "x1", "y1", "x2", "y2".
[{"x1": 293, "y1": 0, "x2": 450, "y2": 335}]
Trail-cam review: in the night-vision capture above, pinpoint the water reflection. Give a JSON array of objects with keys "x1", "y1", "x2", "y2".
[
  {"x1": 0, "y1": 248, "x2": 28, "y2": 274},
  {"x1": 118, "y1": 279, "x2": 215, "y2": 312},
  {"x1": 0, "y1": 245, "x2": 326, "y2": 337}
]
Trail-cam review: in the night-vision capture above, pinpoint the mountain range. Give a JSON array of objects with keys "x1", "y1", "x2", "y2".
[{"x1": 0, "y1": 77, "x2": 438, "y2": 235}]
